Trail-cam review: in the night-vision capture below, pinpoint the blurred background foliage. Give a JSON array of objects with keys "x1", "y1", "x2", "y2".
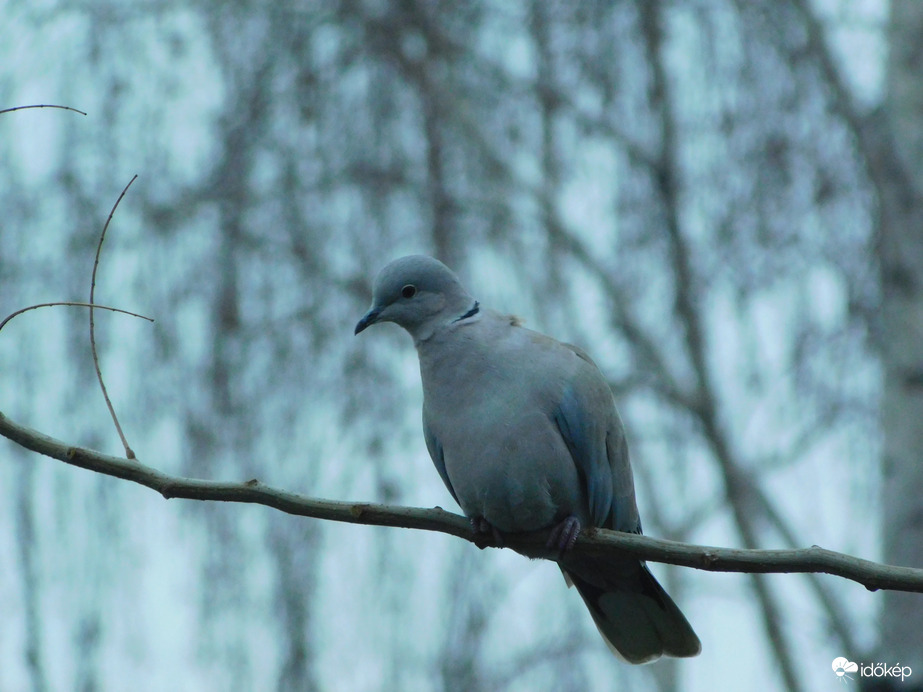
[{"x1": 2, "y1": 1, "x2": 919, "y2": 690}]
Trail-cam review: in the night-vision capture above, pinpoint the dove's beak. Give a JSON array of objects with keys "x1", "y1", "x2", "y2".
[{"x1": 354, "y1": 307, "x2": 381, "y2": 335}]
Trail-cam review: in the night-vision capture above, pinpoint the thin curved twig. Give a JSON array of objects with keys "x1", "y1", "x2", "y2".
[
  {"x1": 0, "y1": 409, "x2": 921, "y2": 593},
  {"x1": 0, "y1": 302, "x2": 153, "y2": 335},
  {"x1": 90, "y1": 175, "x2": 139, "y2": 459},
  {"x1": 0, "y1": 104, "x2": 87, "y2": 116}
]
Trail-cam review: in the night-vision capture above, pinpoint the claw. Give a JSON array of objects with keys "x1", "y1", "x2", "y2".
[
  {"x1": 547, "y1": 515, "x2": 581, "y2": 552},
  {"x1": 470, "y1": 516, "x2": 504, "y2": 546}
]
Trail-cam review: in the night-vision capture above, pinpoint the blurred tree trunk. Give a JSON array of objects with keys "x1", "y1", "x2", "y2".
[
  {"x1": 880, "y1": 0, "x2": 923, "y2": 666},
  {"x1": 14, "y1": 457, "x2": 47, "y2": 692}
]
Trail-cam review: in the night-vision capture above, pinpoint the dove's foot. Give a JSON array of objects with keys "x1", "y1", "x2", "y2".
[
  {"x1": 470, "y1": 516, "x2": 505, "y2": 546},
  {"x1": 547, "y1": 515, "x2": 581, "y2": 552}
]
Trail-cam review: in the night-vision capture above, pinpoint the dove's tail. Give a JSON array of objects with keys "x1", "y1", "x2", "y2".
[{"x1": 562, "y1": 559, "x2": 701, "y2": 664}]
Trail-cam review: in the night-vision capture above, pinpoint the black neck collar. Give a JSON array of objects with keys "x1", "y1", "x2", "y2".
[{"x1": 453, "y1": 301, "x2": 480, "y2": 323}]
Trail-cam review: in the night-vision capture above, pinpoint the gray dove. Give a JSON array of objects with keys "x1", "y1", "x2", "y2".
[{"x1": 355, "y1": 255, "x2": 701, "y2": 663}]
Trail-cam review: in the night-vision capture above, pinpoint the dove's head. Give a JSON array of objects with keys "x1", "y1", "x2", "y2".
[{"x1": 355, "y1": 255, "x2": 477, "y2": 342}]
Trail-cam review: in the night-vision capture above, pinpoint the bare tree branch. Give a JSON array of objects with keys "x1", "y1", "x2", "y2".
[{"x1": 1, "y1": 409, "x2": 922, "y2": 593}]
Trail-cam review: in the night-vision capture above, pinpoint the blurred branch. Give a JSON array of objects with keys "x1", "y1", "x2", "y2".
[
  {"x1": 1, "y1": 409, "x2": 922, "y2": 593},
  {"x1": 786, "y1": 0, "x2": 914, "y2": 208},
  {"x1": 639, "y1": 2, "x2": 802, "y2": 688},
  {"x1": 727, "y1": 0, "x2": 876, "y2": 659}
]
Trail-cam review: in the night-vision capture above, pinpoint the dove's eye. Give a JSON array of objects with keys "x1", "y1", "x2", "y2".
[{"x1": 401, "y1": 285, "x2": 417, "y2": 299}]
